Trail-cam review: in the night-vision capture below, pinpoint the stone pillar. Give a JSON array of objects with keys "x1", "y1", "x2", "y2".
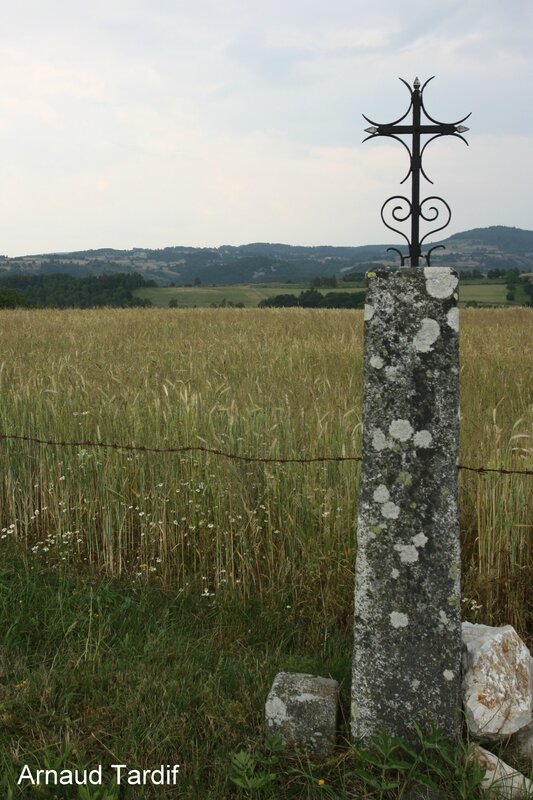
[{"x1": 351, "y1": 267, "x2": 462, "y2": 747}]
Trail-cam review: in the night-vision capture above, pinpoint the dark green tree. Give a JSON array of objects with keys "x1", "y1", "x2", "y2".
[{"x1": 0, "y1": 288, "x2": 28, "y2": 308}]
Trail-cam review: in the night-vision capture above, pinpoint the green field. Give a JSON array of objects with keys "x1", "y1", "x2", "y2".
[
  {"x1": 132, "y1": 282, "x2": 312, "y2": 307},
  {"x1": 134, "y1": 282, "x2": 365, "y2": 307},
  {"x1": 134, "y1": 280, "x2": 528, "y2": 308},
  {"x1": 1, "y1": 307, "x2": 532, "y2": 798},
  {"x1": 459, "y1": 281, "x2": 529, "y2": 305}
]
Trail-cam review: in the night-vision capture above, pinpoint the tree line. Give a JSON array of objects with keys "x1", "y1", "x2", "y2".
[
  {"x1": 258, "y1": 289, "x2": 365, "y2": 309},
  {"x1": 0, "y1": 273, "x2": 155, "y2": 308}
]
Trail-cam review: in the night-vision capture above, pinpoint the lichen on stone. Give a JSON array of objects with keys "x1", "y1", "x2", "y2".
[
  {"x1": 371, "y1": 429, "x2": 389, "y2": 451},
  {"x1": 390, "y1": 611, "x2": 409, "y2": 628},
  {"x1": 448, "y1": 562, "x2": 460, "y2": 579},
  {"x1": 385, "y1": 365, "x2": 399, "y2": 381},
  {"x1": 398, "y1": 470, "x2": 413, "y2": 487},
  {"x1": 364, "y1": 303, "x2": 375, "y2": 321},
  {"x1": 413, "y1": 318, "x2": 441, "y2": 353},
  {"x1": 394, "y1": 543, "x2": 419, "y2": 563},
  {"x1": 373, "y1": 484, "x2": 390, "y2": 503},
  {"x1": 446, "y1": 307, "x2": 459, "y2": 332},
  {"x1": 381, "y1": 501, "x2": 400, "y2": 519},
  {"x1": 389, "y1": 419, "x2": 414, "y2": 442},
  {"x1": 424, "y1": 267, "x2": 458, "y2": 299},
  {"x1": 413, "y1": 430, "x2": 433, "y2": 448}
]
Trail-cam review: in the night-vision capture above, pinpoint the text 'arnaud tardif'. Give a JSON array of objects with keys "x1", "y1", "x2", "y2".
[{"x1": 17, "y1": 764, "x2": 181, "y2": 787}]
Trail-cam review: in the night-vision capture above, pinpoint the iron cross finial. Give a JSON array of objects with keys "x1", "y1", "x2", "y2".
[{"x1": 363, "y1": 77, "x2": 471, "y2": 266}]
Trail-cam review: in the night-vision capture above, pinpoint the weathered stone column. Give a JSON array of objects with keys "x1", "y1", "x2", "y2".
[{"x1": 351, "y1": 267, "x2": 462, "y2": 747}]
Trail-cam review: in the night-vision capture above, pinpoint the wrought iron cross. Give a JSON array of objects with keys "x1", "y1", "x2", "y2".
[{"x1": 363, "y1": 77, "x2": 470, "y2": 266}]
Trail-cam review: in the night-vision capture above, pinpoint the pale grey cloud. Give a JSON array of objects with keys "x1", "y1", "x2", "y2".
[{"x1": 0, "y1": 0, "x2": 531, "y2": 253}]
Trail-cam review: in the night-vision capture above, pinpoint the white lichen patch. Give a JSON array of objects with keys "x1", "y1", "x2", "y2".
[
  {"x1": 413, "y1": 429, "x2": 433, "y2": 448},
  {"x1": 364, "y1": 304, "x2": 375, "y2": 321},
  {"x1": 394, "y1": 543, "x2": 419, "y2": 563},
  {"x1": 439, "y1": 610, "x2": 450, "y2": 625},
  {"x1": 413, "y1": 318, "x2": 440, "y2": 352},
  {"x1": 373, "y1": 484, "x2": 390, "y2": 503},
  {"x1": 294, "y1": 692, "x2": 321, "y2": 703},
  {"x1": 389, "y1": 419, "x2": 413, "y2": 442},
  {"x1": 390, "y1": 611, "x2": 409, "y2": 628},
  {"x1": 448, "y1": 562, "x2": 460, "y2": 580},
  {"x1": 385, "y1": 365, "x2": 399, "y2": 381},
  {"x1": 446, "y1": 307, "x2": 459, "y2": 332},
  {"x1": 265, "y1": 695, "x2": 289, "y2": 724},
  {"x1": 443, "y1": 670, "x2": 454, "y2": 682},
  {"x1": 391, "y1": 568, "x2": 400, "y2": 580},
  {"x1": 412, "y1": 532, "x2": 428, "y2": 547},
  {"x1": 370, "y1": 355, "x2": 384, "y2": 369},
  {"x1": 424, "y1": 267, "x2": 458, "y2": 299},
  {"x1": 372, "y1": 429, "x2": 389, "y2": 451},
  {"x1": 381, "y1": 501, "x2": 400, "y2": 519}
]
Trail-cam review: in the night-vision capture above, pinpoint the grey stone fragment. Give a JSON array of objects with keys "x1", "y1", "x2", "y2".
[
  {"x1": 472, "y1": 745, "x2": 533, "y2": 798},
  {"x1": 462, "y1": 623, "x2": 532, "y2": 739},
  {"x1": 265, "y1": 672, "x2": 339, "y2": 754},
  {"x1": 352, "y1": 268, "x2": 462, "y2": 747}
]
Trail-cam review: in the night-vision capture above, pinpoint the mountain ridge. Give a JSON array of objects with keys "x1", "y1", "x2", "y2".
[{"x1": 1, "y1": 225, "x2": 532, "y2": 285}]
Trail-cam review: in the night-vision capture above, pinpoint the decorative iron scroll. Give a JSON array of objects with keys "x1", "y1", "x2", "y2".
[{"x1": 363, "y1": 77, "x2": 470, "y2": 266}]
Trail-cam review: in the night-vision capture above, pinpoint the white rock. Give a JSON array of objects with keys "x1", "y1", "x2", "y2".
[
  {"x1": 462, "y1": 623, "x2": 532, "y2": 740},
  {"x1": 472, "y1": 745, "x2": 532, "y2": 799}
]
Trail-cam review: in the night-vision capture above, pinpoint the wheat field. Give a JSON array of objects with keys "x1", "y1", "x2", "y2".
[{"x1": 0, "y1": 307, "x2": 531, "y2": 638}]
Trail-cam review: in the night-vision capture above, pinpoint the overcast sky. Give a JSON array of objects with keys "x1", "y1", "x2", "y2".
[{"x1": 1, "y1": 0, "x2": 532, "y2": 255}]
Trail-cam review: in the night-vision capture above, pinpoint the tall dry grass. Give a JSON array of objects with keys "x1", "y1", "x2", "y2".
[{"x1": 0, "y1": 307, "x2": 531, "y2": 638}]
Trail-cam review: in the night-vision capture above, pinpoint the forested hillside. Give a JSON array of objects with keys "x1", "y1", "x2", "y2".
[{"x1": 1, "y1": 226, "x2": 532, "y2": 286}]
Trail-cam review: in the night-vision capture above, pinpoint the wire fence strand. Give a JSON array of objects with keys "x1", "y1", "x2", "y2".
[{"x1": 2, "y1": 432, "x2": 533, "y2": 476}]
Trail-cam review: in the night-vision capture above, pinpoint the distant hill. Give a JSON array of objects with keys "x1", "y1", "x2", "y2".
[
  {"x1": 1, "y1": 226, "x2": 532, "y2": 286},
  {"x1": 443, "y1": 226, "x2": 533, "y2": 254}
]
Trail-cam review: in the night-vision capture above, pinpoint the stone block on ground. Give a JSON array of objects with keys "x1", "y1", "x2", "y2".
[
  {"x1": 462, "y1": 623, "x2": 532, "y2": 740},
  {"x1": 265, "y1": 672, "x2": 339, "y2": 754},
  {"x1": 472, "y1": 745, "x2": 533, "y2": 799}
]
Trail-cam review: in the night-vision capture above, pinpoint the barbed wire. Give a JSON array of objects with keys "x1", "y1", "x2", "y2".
[
  {"x1": 2, "y1": 432, "x2": 533, "y2": 476},
  {"x1": 0, "y1": 433, "x2": 360, "y2": 464}
]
